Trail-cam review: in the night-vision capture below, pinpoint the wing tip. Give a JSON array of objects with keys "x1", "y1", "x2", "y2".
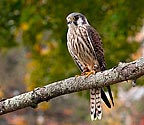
[
  {"x1": 101, "y1": 89, "x2": 111, "y2": 108},
  {"x1": 107, "y1": 86, "x2": 114, "y2": 107}
]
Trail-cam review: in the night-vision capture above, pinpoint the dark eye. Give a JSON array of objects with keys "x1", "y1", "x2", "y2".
[{"x1": 74, "y1": 15, "x2": 79, "y2": 21}]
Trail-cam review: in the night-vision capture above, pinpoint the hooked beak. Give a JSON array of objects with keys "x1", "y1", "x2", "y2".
[{"x1": 67, "y1": 21, "x2": 72, "y2": 24}]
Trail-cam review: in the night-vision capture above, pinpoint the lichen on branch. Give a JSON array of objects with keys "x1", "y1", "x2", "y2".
[{"x1": 0, "y1": 57, "x2": 144, "y2": 115}]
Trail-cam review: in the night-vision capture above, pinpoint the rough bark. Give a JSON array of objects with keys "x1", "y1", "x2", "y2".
[{"x1": 0, "y1": 57, "x2": 144, "y2": 115}]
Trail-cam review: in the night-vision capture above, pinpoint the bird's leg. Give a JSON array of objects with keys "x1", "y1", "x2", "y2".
[
  {"x1": 75, "y1": 67, "x2": 89, "y2": 77},
  {"x1": 83, "y1": 64, "x2": 101, "y2": 77},
  {"x1": 81, "y1": 66, "x2": 90, "y2": 76},
  {"x1": 76, "y1": 65, "x2": 98, "y2": 78},
  {"x1": 81, "y1": 66, "x2": 95, "y2": 77}
]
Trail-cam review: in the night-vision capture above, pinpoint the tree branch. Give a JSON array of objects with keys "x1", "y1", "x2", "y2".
[{"x1": 0, "y1": 57, "x2": 144, "y2": 115}]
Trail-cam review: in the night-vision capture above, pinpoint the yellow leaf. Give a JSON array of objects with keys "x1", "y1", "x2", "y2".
[
  {"x1": 38, "y1": 102, "x2": 51, "y2": 111},
  {"x1": 21, "y1": 22, "x2": 29, "y2": 31}
]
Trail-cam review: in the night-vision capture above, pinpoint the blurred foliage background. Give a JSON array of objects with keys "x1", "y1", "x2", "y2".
[
  {"x1": 0, "y1": 0, "x2": 143, "y2": 88},
  {"x1": 0, "y1": 0, "x2": 144, "y2": 125}
]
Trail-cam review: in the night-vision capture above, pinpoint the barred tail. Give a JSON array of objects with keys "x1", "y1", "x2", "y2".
[{"x1": 90, "y1": 88, "x2": 102, "y2": 120}]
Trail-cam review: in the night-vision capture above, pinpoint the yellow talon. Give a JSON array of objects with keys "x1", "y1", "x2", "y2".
[
  {"x1": 75, "y1": 74, "x2": 80, "y2": 77},
  {"x1": 75, "y1": 70, "x2": 95, "y2": 78},
  {"x1": 83, "y1": 70, "x2": 95, "y2": 77}
]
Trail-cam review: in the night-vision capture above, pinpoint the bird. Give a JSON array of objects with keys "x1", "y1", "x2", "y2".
[{"x1": 66, "y1": 12, "x2": 114, "y2": 120}]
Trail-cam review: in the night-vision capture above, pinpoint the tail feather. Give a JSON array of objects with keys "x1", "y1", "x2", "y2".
[
  {"x1": 90, "y1": 89, "x2": 96, "y2": 121},
  {"x1": 90, "y1": 88, "x2": 102, "y2": 120}
]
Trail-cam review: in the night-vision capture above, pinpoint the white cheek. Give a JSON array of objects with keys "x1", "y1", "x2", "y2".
[
  {"x1": 68, "y1": 23, "x2": 76, "y2": 28},
  {"x1": 77, "y1": 17, "x2": 83, "y2": 25}
]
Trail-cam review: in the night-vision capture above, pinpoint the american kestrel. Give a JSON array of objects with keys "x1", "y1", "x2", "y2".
[{"x1": 66, "y1": 12, "x2": 114, "y2": 120}]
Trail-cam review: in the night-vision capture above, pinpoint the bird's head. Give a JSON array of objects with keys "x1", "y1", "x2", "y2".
[{"x1": 66, "y1": 12, "x2": 89, "y2": 27}]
